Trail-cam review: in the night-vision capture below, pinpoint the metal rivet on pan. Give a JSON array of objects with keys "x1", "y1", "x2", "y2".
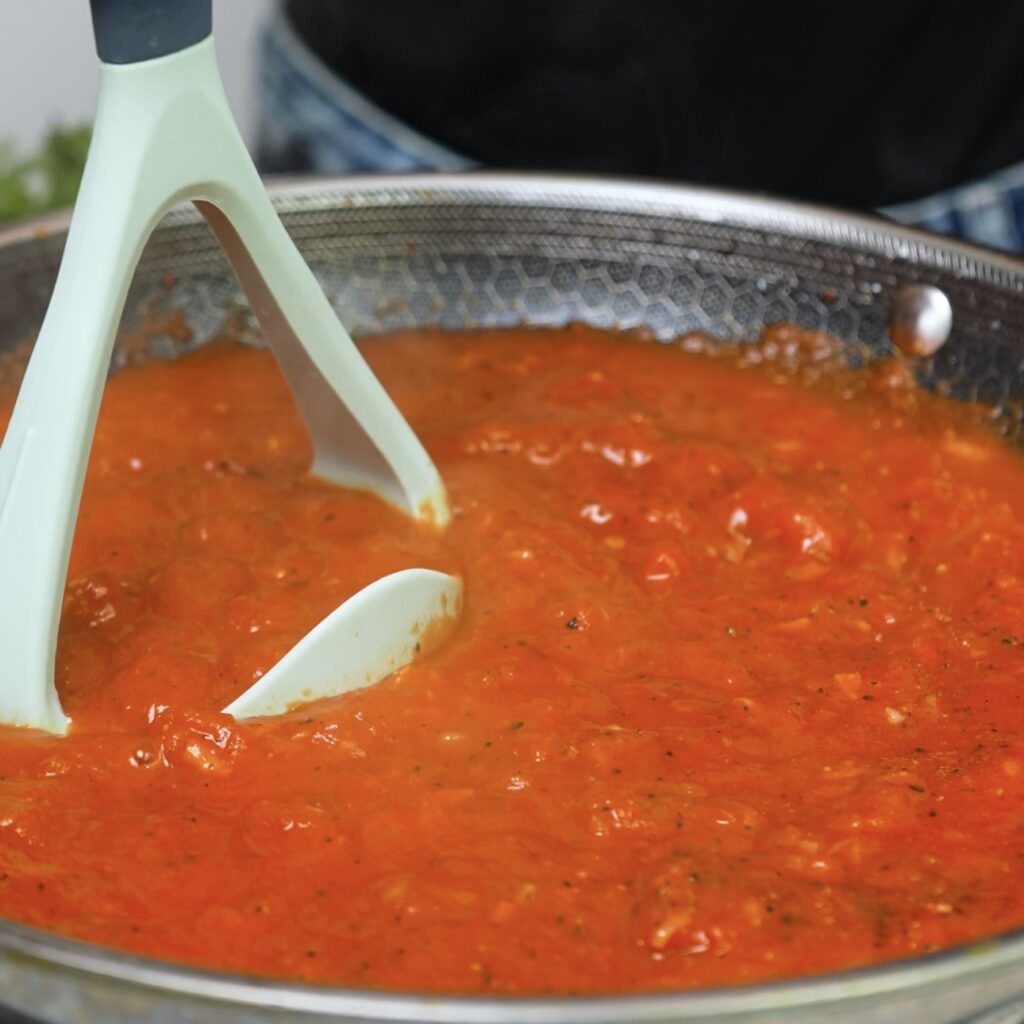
[{"x1": 888, "y1": 284, "x2": 953, "y2": 358}]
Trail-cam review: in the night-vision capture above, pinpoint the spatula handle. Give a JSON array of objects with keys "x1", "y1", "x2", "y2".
[{"x1": 89, "y1": 0, "x2": 212, "y2": 64}]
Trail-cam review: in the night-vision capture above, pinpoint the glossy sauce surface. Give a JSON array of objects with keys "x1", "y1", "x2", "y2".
[{"x1": 1, "y1": 326, "x2": 1023, "y2": 994}]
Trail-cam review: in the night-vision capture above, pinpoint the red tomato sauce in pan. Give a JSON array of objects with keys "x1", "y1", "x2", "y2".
[{"x1": 0, "y1": 325, "x2": 1023, "y2": 994}]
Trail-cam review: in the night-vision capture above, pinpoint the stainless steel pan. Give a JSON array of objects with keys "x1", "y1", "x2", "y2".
[{"x1": 0, "y1": 173, "x2": 1022, "y2": 1024}]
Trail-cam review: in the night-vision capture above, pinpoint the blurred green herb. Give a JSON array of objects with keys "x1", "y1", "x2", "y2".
[{"x1": 0, "y1": 124, "x2": 91, "y2": 224}]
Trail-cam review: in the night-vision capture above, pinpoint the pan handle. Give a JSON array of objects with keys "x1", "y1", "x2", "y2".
[{"x1": 89, "y1": 0, "x2": 212, "y2": 64}]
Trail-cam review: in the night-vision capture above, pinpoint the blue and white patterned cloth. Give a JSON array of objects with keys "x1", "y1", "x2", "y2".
[
  {"x1": 257, "y1": 11, "x2": 472, "y2": 176},
  {"x1": 258, "y1": 10, "x2": 1024, "y2": 255},
  {"x1": 880, "y1": 165, "x2": 1024, "y2": 254}
]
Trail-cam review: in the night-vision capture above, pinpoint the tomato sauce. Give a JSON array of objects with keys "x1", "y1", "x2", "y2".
[{"x1": 0, "y1": 325, "x2": 1023, "y2": 994}]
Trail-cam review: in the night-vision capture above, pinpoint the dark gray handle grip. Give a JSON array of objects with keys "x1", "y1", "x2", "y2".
[{"x1": 90, "y1": 0, "x2": 212, "y2": 64}]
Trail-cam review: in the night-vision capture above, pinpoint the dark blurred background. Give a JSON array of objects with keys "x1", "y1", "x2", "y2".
[
  {"x1": 275, "y1": 0, "x2": 1024, "y2": 209},
  {"x1": 259, "y1": 0, "x2": 1024, "y2": 252},
  {"x1": 4, "y1": 1, "x2": 1024, "y2": 252}
]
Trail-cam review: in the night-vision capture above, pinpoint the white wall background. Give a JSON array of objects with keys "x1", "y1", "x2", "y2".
[{"x1": 0, "y1": 0, "x2": 276, "y2": 152}]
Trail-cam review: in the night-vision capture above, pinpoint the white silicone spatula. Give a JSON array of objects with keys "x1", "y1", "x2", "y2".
[{"x1": 0, "y1": 0, "x2": 461, "y2": 734}]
